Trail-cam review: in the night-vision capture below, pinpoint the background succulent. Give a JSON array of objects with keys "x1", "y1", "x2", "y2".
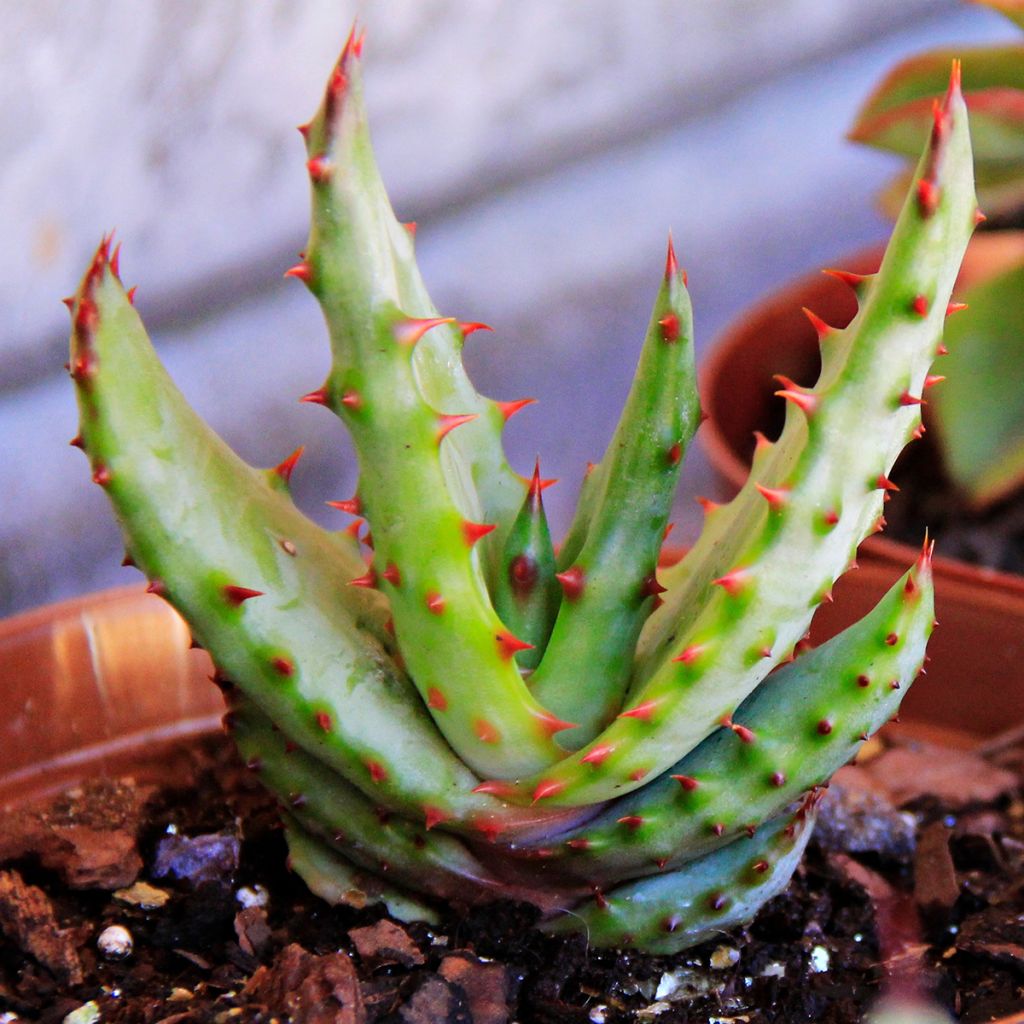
[
  {"x1": 67, "y1": 33, "x2": 975, "y2": 952},
  {"x1": 850, "y1": 0, "x2": 1024, "y2": 509}
]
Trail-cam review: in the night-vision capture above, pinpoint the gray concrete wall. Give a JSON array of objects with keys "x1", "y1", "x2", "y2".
[{"x1": 2, "y1": 1, "x2": 1013, "y2": 615}]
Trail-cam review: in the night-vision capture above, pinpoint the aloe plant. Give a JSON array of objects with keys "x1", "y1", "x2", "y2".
[
  {"x1": 66, "y1": 34, "x2": 975, "y2": 953},
  {"x1": 850, "y1": 0, "x2": 1024, "y2": 508}
]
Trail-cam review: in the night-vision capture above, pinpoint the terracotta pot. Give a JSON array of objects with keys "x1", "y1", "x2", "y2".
[
  {"x1": 2, "y1": 572, "x2": 1022, "y2": 805},
  {"x1": 701, "y1": 232, "x2": 1024, "y2": 593},
  {"x1": 0, "y1": 586, "x2": 221, "y2": 807}
]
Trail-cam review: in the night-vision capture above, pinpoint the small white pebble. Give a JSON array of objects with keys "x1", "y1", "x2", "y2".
[
  {"x1": 760, "y1": 961, "x2": 786, "y2": 978},
  {"x1": 588, "y1": 1006, "x2": 608, "y2": 1024},
  {"x1": 62, "y1": 1003, "x2": 100, "y2": 1024},
  {"x1": 97, "y1": 924, "x2": 133, "y2": 960},
  {"x1": 710, "y1": 945, "x2": 740, "y2": 970},
  {"x1": 809, "y1": 945, "x2": 830, "y2": 973},
  {"x1": 235, "y1": 884, "x2": 269, "y2": 908}
]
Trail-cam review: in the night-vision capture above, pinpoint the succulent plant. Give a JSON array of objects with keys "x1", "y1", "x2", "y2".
[
  {"x1": 850, "y1": 0, "x2": 1024, "y2": 508},
  {"x1": 67, "y1": 33, "x2": 975, "y2": 953}
]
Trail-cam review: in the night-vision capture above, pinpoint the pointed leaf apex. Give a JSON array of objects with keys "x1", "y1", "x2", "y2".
[{"x1": 664, "y1": 233, "x2": 678, "y2": 281}]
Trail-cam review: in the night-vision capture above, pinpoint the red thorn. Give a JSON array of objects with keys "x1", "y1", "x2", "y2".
[
  {"x1": 403, "y1": 221, "x2": 417, "y2": 237},
  {"x1": 712, "y1": 567, "x2": 750, "y2": 598},
  {"x1": 974, "y1": 209, "x2": 987, "y2": 226},
  {"x1": 936, "y1": 341, "x2": 949, "y2": 356},
  {"x1": 566, "y1": 838, "x2": 591, "y2": 851},
  {"x1": 658, "y1": 313, "x2": 680, "y2": 343},
  {"x1": 770, "y1": 771, "x2": 787, "y2": 787},
  {"x1": 462, "y1": 520, "x2": 496, "y2": 546},
  {"x1": 69, "y1": 433, "x2": 86, "y2": 450},
  {"x1": 109, "y1": 243, "x2": 121, "y2": 278},
  {"x1": 305, "y1": 155, "x2": 331, "y2": 183},
  {"x1": 592, "y1": 888, "x2": 609, "y2": 910},
  {"x1": 816, "y1": 718, "x2": 834, "y2": 736},
  {"x1": 284, "y1": 261, "x2": 313, "y2": 283},
  {"x1": 583, "y1": 461, "x2": 596, "y2": 479},
  {"x1": 753, "y1": 430, "x2": 772, "y2": 454},
  {"x1": 426, "y1": 687, "x2": 448, "y2": 711},
  {"x1": 898, "y1": 390, "x2": 924, "y2": 407},
  {"x1": 672, "y1": 774, "x2": 699, "y2": 791},
  {"x1": 917, "y1": 178, "x2": 940, "y2": 218},
  {"x1": 146, "y1": 580, "x2": 167, "y2": 597},
  {"x1": 496, "y1": 630, "x2": 533, "y2": 660},
  {"x1": 315, "y1": 710, "x2": 332, "y2": 732},
  {"x1": 121, "y1": 552, "x2": 135, "y2": 568},
  {"x1": 721, "y1": 715, "x2": 755, "y2": 744},
  {"x1": 437, "y1": 412, "x2": 478, "y2": 442},
  {"x1": 945, "y1": 302, "x2": 967, "y2": 318},
  {"x1": 348, "y1": 568, "x2": 378, "y2": 589},
  {"x1": 223, "y1": 585, "x2": 263, "y2": 606},
  {"x1": 300, "y1": 387, "x2": 329, "y2": 406},
  {"x1": 617, "y1": 815, "x2": 644, "y2": 831},
  {"x1": 459, "y1": 321, "x2": 492, "y2": 338},
  {"x1": 672, "y1": 643, "x2": 706, "y2": 666},
  {"x1": 801, "y1": 307, "x2": 832, "y2": 338},
  {"x1": 555, "y1": 565, "x2": 585, "y2": 600},
  {"x1": 423, "y1": 806, "x2": 448, "y2": 831},
  {"x1": 872, "y1": 514, "x2": 888, "y2": 535},
  {"x1": 496, "y1": 397, "x2": 535, "y2": 422},
  {"x1": 773, "y1": 375, "x2": 818, "y2": 416},
  {"x1": 327, "y1": 495, "x2": 362, "y2": 516},
  {"x1": 666, "y1": 441, "x2": 682, "y2": 466},
  {"x1": 823, "y1": 508, "x2": 840, "y2": 527},
  {"x1": 367, "y1": 761, "x2": 388, "y2": 784},
  {"x1": 755, "y1": 483, "x2": 789, "y2": 508},
  {"x1": 381, "y1": 562, "x2": 401, "y2": 586},
  {"x1": 126, "y1": 286, "x2": 138, "y2": 305},
  {"x1": 911, "y1": 294, "x2": 929, "y2": 317},
  {"x1": 532, "y1": 779, "x2": 566, "y2": 803},
  {"x1": 885, "y1": 632, "x2": 899, "y2": 647},
  {"x1": 273, "y1": 446, "x2": 304, "y2": 484},
  {"x1": 664, "y1": 233, "x2": 678, "y2": 281},
  {"x1": 823, "y1": 268, "x2": 867, "y2": 291},
  {"x1": 876, "y1": 475, "x2": 900, "y2": 493},
  {"x1": 948, "y1": 57, "x2": 962, "y2": 97},
  {"x1": 471, "y1": 780, "x2": 518, "y2": 798},
  {"x1": 662, "y1": 522, "x2": 676, "y2": 541},
  {"x1": 271, "y1": 656, "x2": 294, "y2": 677},
  {"x1": 62, "y1": 296, "x2": 75, "y2": 310},
  {"x1": 474, "y1": 719, "x2": 501, "y2": 744},
  {"x1": 711, "y1": 823, "x2": 725, "y2": 837},
  {"x1": 581, "y1": 743, "x2": 616, "y2": 766},
  {"x1": 426, "y1": 591, "x2": 445, "y2": 615},
  {"x1": 531, "y1": 708, "x2": 578, "y2": 736},
  {"x1": 296, "y1": 122, "x2": 310, "y2": 139},
  {"x1": 618, "y1": 699, "x2": 660, "y2": 722},
  {"x1": 708, "y1": 893, "x2": 728, "y2": 912},
  {"x1": 696, "y1": 495, "x2": 720, "y2": 516},
  {"x1": 343, "y1": 520, "x2": 363, "y2": 541},
  {"x1": 924, "y1": 374, "x2": 945, "y2": 388},
  {"x1": 394, "y1": 316, "x2": 454, "y2": 347},
  {"x1": 640, "y1": 572, "x2": 666, "y2": 599}
]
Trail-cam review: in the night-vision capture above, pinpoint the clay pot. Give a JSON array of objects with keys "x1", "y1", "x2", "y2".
[
  {"x1": 701, "y1": 232, "x2": 1024, "y2": 592},
  {"x1": 2, "y1": 572, "x2": 1022, "y2": 802}
]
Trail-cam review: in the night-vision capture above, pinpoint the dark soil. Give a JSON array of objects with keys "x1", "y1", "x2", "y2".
[{"x1": 2, "y1": 731, "x2": 1024, "y2": 1023}]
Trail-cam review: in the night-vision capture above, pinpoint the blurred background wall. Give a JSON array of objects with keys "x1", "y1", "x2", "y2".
[{"x1": 1, "y1": 0, "x2": 1013, "y2": 615}]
